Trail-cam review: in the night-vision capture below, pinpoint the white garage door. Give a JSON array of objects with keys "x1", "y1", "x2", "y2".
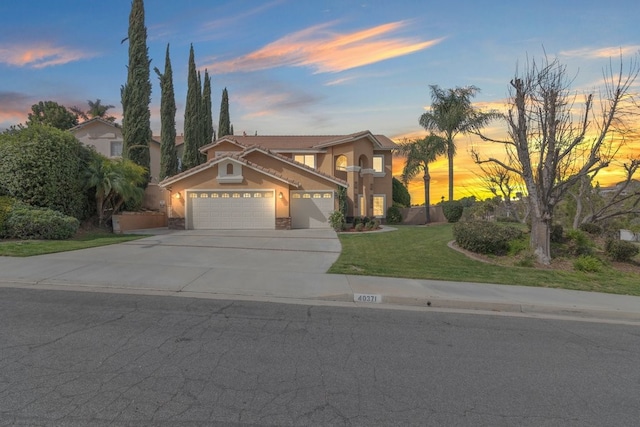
[
  {"x1": 290, "y1": 191, "x2": 335, "y2": 229},
  {"x1": 187, "y1": 190, "x2": 275, "y2": 229}
]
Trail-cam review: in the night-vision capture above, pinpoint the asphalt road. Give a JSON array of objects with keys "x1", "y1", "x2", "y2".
[{"x1": 1, "y1": 287, "x2": 639, "y2": 426}]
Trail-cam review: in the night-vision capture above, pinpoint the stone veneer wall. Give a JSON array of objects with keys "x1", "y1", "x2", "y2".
[
  {"x1": 276, "y1": 217, "x2": 292, "y2": 230},
  {"x1": 168, "y1": 217, "x2": 186, "y2": 230}
]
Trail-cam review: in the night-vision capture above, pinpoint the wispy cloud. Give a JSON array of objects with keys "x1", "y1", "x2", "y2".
[
  {"x1": 0, "y1": 43, "x2": 95, "y2": 68},
  {"x1": 205, "y1": 21, "x2": 443, "y2": 74},
  {"x1": 325, "y1": 76, "x2": 357, "y2": 86},
  {"x1": 200, "y1": 0, "x2": 286, "y2": 33},
  {"x1": 560, "y1": 45, "x2": 640, "y2": 59},
  {"x1": 238, "y1": 84, "x2": 322, "y2": 119}
]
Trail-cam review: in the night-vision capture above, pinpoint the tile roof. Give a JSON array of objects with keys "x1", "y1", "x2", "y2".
[
  {"x1": 160, "y1": 143, "x2": 349, "y2": 189},
  {"x1": 242, "y1": 145, "x2": 348, "y2": 187},
  {"x1": 159, "y1": 152, "x2": 301, "y2": 188},
  {"x1": 199, "y1": 130, "x2": 397, "y2": 151}
]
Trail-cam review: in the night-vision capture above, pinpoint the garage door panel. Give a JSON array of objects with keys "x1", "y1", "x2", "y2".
[
  {"x1": 188, "y1": 190, "x2": 275, "y2": 229},
  {"x1": 291, "y1": 191, "x2": 334, "y2": 229}
]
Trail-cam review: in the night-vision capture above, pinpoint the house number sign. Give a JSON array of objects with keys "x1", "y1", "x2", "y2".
[{"x1": 354, "y1": 293, "x2": 382, "y2": 303}]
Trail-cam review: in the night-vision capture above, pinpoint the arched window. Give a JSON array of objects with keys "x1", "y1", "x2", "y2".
[
  {"x1": 226, "y1": 163, "x2": 234, "y2": 175},
  {"x1": 335, "y1": 155, "x2": 347, "y2": 172}
]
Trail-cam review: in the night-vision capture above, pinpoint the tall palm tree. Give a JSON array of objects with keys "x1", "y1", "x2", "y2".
[
  {"x1": 419, "y1": 85, "x2": 495, "y2": 201},
  {"x1": 396, "y1": 135, "x2": 447, "y2": 223}
]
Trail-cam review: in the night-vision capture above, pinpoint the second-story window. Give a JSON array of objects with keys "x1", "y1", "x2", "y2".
[
  {"x1": 294, "y1": 154, "x2": 315, "y2": 169},
  {"x1": 373, "y1": 155, "x2": 384, "y2": 173},
  {"x1": 110, "y1": 141, "x2": 123, "y2": 157}
]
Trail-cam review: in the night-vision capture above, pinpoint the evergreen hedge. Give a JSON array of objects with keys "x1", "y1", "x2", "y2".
[
  {"x1": 3, "y1": 204, "x2": 79, "y2": 240},
  {"x1": 605, "y1": 239, "x2": 639, "y2": 262},
  {"x1": 453, "y1": 221, "x2": 523, "y2": 255},
  {"x1": 0, "y1": 125, "x2": 92, "y2": 219}
]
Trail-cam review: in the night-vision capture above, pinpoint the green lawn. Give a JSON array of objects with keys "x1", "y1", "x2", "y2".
[
  {"x1": 329, "y1": 224, "x2": 640, "y2": 296},
  {"x1": 0, "y1": 232, "x2": 145, "y2": 257}
]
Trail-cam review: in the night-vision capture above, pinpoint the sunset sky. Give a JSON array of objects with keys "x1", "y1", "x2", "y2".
[{"x1": 1, "y1": 0, "x2": 638, "y2": 203}]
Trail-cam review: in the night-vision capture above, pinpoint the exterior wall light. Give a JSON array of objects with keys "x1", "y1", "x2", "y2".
[
  {"x1": 175, "y1": 192, "x2": 181, "y2": 199},
  {"x1": 278, "y1": 192, "x2": 284, "y2": 199}
]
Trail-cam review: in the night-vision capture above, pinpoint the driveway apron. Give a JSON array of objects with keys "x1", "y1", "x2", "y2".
[{"x1": 0, "y1": 229, "x2": 350, "y2": 299}]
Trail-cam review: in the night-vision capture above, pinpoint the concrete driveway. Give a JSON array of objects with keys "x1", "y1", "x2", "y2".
[{"x1": 0, "y1": 229, "x2": 349, "y2": 300}]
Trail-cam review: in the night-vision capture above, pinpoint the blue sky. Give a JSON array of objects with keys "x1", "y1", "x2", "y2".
[{"x1": 1, "y1": 0, "x2": 638, "y2": 200}]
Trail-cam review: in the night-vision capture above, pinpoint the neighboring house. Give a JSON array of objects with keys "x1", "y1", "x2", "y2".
[
  {"x1": 70, "y1": 117, "x2": 162, "y2": 184},
  {"x1": 70, "y1": 117, "x2": 165, "y2": 210},
  {"x1": 160, "y1": 130, "x2": 396, "y2": 230}
]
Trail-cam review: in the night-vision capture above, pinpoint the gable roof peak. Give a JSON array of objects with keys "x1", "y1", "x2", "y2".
[{"x1": 69, "y1": 116, "x2": 120, "y2": 132}]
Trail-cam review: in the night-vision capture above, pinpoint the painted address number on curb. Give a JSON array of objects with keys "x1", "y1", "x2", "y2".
[{"x1": 354, "y1": 293, "x2": 382, "y2": 303}]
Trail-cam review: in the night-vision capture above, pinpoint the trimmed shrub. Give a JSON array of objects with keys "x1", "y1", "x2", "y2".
[
  {"x1": 355, "y1": 223, "x2": 364, "y2": 232},
  {"x1": 328, "y1": 210, "x2": 346, "y2": 232},
  {"x1": 441, "y1": 200, "x2": 464, "y2": 223},
  {"x1": 386, "y1": 206, "x2": 402, "y2": 224},
  {"x1": 605, "y1": 239, "x2": 639, "y2": 262},
  {"x1": 573, "y1": 255, "x2": 603, "y2": 273},
  {"x1": 353, "y1": 216, "x2": 370, "y2": 226},
  {"x1": 453, "y1": 221, "x2": 524, "y2": 255},
  {"x1": 579, "y1": 222, "x2": 603, "y2": 236},
  {"x1": 5, "y1": 205, "x2": 79, "y2": 240}
]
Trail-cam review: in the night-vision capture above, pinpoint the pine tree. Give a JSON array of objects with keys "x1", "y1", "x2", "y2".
[
  {"x1": 182, "y1": 44, "x2": 201, "y2": 171},
  {"x1": 202, "y1": 70, "x2": 214, "y2": 147},
  {"x1": 218, "y1": 87, "x2": 231, "y2": 137},
  {"x1": 121, "y1": 0, "x2": 151, "y2": 179},
  {"x1": 154, "y1": 44, "x2": 178, "y2": 180}
]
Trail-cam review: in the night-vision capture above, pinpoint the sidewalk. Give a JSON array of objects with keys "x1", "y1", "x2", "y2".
[
  {"x1": 1, "y1": 255, "x2": 639, "y2": 323},
  {"x1": 343, "y1": 275, "x2": 640, "y2": 322}
]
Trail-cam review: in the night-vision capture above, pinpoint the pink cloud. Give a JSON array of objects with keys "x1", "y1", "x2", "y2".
[
  {"x1": 0, "y1": 43, "x2": 95, "y2": 68},
  {"x1": 205, "y1": 21, "x2": 443, "y2": 74}
]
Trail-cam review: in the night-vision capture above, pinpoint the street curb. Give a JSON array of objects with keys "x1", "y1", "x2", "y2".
[
  {"x1": 1, "y1": 280, "x2": 639, "y2": 324},
  {"x1": 373, "y1": 294, "x2": 640, "y2": 322}
]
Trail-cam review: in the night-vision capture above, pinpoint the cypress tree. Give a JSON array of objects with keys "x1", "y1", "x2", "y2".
[
  {"x1": 121, "y1": 0, "x2": 151, "y2": 179},
  {"x1": 182, "y1": 44, "x2": 200, "y2": 171},
  {"x1": 154, "y1": 44, "x2": 178, "y2": 180},
  {"x1": 195, "y1": 71, "x2": 205, "y2": 164},
  {"x1": 218, "y1": 87, "x2": 231, "y2": 137},
  {"x1": 202, "y1": 70, "x2": 214, "y2": 147}
]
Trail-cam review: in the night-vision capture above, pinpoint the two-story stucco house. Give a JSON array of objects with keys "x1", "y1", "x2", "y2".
[{"x1": 159, "y1": 130, "x2": 397, "y2": 230}]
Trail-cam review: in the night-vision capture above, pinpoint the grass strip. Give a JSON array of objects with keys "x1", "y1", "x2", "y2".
[{"x1": 328, "y1": 224, "x2": 640, "y2": 296}]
